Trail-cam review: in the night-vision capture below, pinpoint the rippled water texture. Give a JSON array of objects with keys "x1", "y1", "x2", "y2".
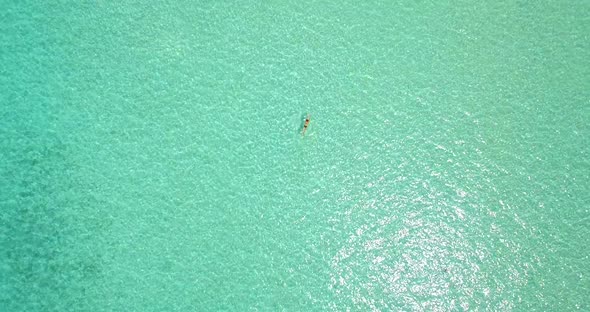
[{"x1": 1, "y1": 1, "x2": 589, "y2": 311}]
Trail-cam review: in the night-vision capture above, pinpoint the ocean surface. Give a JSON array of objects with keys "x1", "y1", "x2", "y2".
[{"x1": 1, "y1": 1, "x2": 589, "y2": 311}]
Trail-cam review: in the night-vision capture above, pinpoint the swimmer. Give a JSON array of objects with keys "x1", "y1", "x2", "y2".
[{"x1": 302, "y1": 114, "x2": 311, "y2": 136}]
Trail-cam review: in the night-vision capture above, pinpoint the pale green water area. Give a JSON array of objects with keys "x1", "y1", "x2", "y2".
[{"x1": 1, "y1": 1, "x2": 589, "y2": 311}]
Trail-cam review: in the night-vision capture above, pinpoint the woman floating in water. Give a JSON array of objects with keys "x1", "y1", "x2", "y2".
[{"x1": 302, "y1": 114, "x2": 311, "y2": 136}]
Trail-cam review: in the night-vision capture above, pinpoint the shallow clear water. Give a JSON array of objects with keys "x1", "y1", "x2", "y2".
[{"x1": 1, "y1": 1, "x2": 589, "y2": 311}]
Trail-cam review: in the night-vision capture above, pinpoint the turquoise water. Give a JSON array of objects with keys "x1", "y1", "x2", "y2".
[{"x1": 1, "y1": 1, "x2": 589, "y2": 311}]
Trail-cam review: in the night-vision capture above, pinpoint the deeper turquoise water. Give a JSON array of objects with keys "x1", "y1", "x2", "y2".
[{"x1": 1, "y1": 1, "x2": 589, "y2": 311}]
